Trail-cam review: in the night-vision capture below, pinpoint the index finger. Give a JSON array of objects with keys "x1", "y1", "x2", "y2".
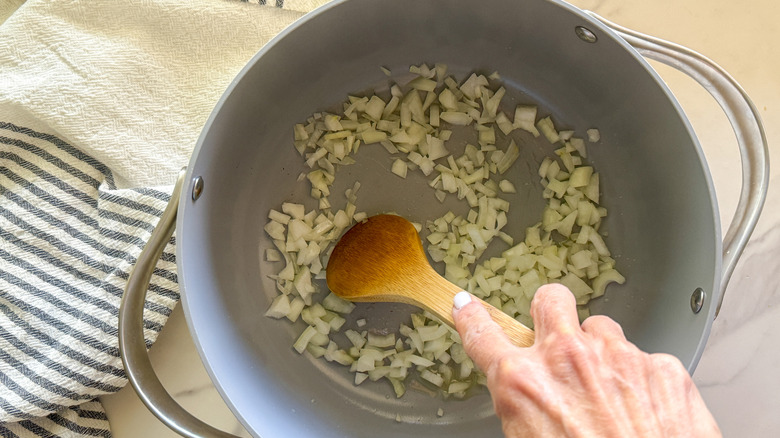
[
  {"x1": 452, "y1": 292, "x2": 516, "y2": 373},
  {"x1": 530, "y1": 284, "x2": 582, "y2": 341}
]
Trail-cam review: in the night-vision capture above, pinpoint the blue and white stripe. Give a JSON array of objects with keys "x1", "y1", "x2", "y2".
[
  {"x1": 0, "y1": 0, "x2": 303, "y2": 434},
  {"x1": 0, "y1": 122, "x2": 177, "y2": 436},
  {"x1": 0, "y1": 400, "x2": 110, "y2": 438}
]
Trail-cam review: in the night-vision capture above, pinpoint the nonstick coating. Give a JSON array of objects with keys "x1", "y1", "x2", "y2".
[{"x1": 177, "y1": 0, "x2": 720, "y2": 436}]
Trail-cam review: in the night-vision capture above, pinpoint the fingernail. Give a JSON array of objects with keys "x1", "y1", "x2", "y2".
[{"x1": 453, "y1": 291, "x2": 472, "y2": 310}]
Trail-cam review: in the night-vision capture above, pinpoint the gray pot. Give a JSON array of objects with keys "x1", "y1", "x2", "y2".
[{"x1": 118, "y1": 0, "x2": 769, "y2": 437}]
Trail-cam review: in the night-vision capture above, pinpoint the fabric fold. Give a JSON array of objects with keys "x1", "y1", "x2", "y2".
[
  {"x1": 1, "y1": 121, "x2": 177, "y2": 424},
  {"x1": 0, "y1": 0, "x2": 326, "y2": 435}
]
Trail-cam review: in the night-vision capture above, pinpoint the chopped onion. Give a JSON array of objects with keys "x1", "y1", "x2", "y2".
[
  {"x1": 391, "y1": 159, "x2": 408, "y2": 178},
  {"x1": 536, "y1": 116, "x2": 560, "y2": 144},
  {"x1": 513, "y1": 105, "x2": 540, "y2": 137},
  {"x1": 263, "y1": 62, "x2": 624, "y2": 403},
  {"x1": 587, "y1": 128, "x2": 601, "y2": 142},
  {"x1": 439, "y1": 111, "x2": 472, "y2": 126}
]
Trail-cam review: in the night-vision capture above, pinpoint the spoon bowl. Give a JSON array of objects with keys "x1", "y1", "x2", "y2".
[{"x1": 326, "y1": 214, "x2": 535, "y2": 347}]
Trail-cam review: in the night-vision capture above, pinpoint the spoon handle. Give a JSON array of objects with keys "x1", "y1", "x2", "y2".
[
  {"x1": 479, "y1": 300, "x2": 535, "y2": 347},
  {"x1": 413, "y1": 268, "x2": 535, "y2": 348}
]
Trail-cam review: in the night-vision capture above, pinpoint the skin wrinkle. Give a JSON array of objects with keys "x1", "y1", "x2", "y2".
[
  {"x1": 551, "y1": 338, "x2": 632, "y2": 438},
  {"x1": 564, "y1": 348, "x2": 616, "y2": 435},
  {"x1": 583, "y1": 315, "x2": 665, "y2": 436},
  {"x1": 452, "y1": 285, "x2": 722, "y2": 438},
  {"x1": 499, "y1": 362, "x2": 565, "y2": 438},
  {"x1": 457, "y1": 301, "x2": 513, "y2": 375},
  {"x1": 650, "y1": 353, "x2": 702, "y2": 436}
]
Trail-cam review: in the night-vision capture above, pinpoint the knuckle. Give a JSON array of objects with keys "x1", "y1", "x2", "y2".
[
  {"x1": 532, "y1": 284, "x2": 570, "y2": 307},
  {"x1": 530, "y1": 285, "x2": 576, "y2": 324},
  {"x1": 651, "y1": 353, "x2": 692, "y2": 386},
  {"x1": 492, "y1": 354, "x2": 522, "y2": 380},
  {"x1": 581, "y1": 314, "x2": 616, "y2": 329},
  {"x1": 652, "y1": 353, "x2": 687, "y2": 373},
  {"x1": 487, "y1": 355, "x2": 533, "y2": 412},
  {"x1": 537, "y1": 282, "x2": 571, "y2": 295},
  {"x1": 545, "y1": 333, "x2": 593, "y2": 366},
  {"x1": 608, "y1": 343, "x2": 649, "y2": 372}
]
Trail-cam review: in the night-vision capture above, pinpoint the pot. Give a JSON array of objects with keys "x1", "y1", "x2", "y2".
[{"x1": 118, "y1": 0, "x2": 769, "y2": 437}]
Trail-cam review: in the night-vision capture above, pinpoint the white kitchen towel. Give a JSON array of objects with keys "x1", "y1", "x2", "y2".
[{"x1": 0, "y1": 0, "x2": 326, "y2": 436}]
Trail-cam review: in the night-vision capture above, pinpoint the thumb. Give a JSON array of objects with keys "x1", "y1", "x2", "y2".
[{"x1": 452, "y1": 291, "x2": 516, "y2": 373}]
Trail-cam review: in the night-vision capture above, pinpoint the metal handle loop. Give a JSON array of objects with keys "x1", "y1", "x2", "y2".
[
  {"x1": 118, "y1": 168, "x2": 239, "y2": 438},
  {"x1": 586, "y1": 12, "x2": 770, "y2": 316}
]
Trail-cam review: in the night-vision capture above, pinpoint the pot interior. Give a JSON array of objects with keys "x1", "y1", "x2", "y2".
[{"x1": 178, "y1": 0, "x2": 720, "y2": 436}]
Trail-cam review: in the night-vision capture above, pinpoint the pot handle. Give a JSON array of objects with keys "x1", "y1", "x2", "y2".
[
  {"x1": 586, "y1": 12, "x2": 770, "y2": 316},
  {"x1": 118, "y1": 167, "x2": 240, "y2": 438}
]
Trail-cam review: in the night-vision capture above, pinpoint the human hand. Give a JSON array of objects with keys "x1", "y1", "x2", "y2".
[{"x1": 452, "y1": 284, "x2": 721, "y2": 437}]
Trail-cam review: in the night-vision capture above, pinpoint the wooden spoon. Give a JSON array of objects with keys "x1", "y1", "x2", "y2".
[{"x1": 326, "y1": 214, "x2": 535, "y2": 347}]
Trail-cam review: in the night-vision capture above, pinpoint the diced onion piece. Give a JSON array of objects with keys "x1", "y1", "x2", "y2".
[
  {"x1": 584, "y1": 173, "x2": 600, "y2": 203},
  {"x1": 268, "y1": 209, "x2": 291, "y2": 225},
  {"x1": 570, "y1": 250, "x2": 594, "y2": 270},
  {"x1": 364, "y1": 96, "x2": 387, "y2": 121},
  {"x1": 407, "y1": 354, "x2": 435, "y2": 367},
  {"x1": 263, "y1": 221, "x2": 285, "y2": 242},
  {"x1": 498, "y1": 179, "x2": 517, "y2": 193},
  {"x1": 438, "y1": 88, "x2": 459, "y2": 111},
  {"x1": 556, "y1": 211, "x2": 577, "y2": 237},
  {"x1": 592, "y1": 269, "x2": 625, "y2": 297},
  {"x1": 389, "y1": 378, "x2": 406, "y2": 398},
  {"x1": 496, "y1": 140, "x2": 519, "y2": 174},
  {"x1": 408, "y1": 76, "x2": 437, "y2": 92},
  {"x1": 420, "y1": 370, "x2": 444, "y2": 387},
  {"x1": 367, "y1": 332, "x2": 396, "y2": 348},
  {"x1": 265, "y1": 294, "x2": 291, "y2": 319},
  {"x1": 293, "y1": 325, "x2": 319, "y2": 354},
  {"x1": 569, "y1": 137, "x2": 587, "y2": 158},
  {"x1": 459, "y1": 73, "x2": 488, "y2": 100},
  {"x1": 536, "y1": 116, "x2": 560, "y2": 144},
  {"x1": 558, "y1": 130, "x2": 574, "y2": 141},
  {"x1": 495, "y1": 112, "x2": 515, "y2": 135},
  {"x1": 286, "y1": 298, "x2": 305, "y2": 322},
  {"x1": 265, "y1": 248, "x2": 282, "y2": 262},
  {"x1": 513, "y1": 105, "x2": 540, "y2": 137},
  {"x1": 484, "y1": 87, "x2": 505, "y2": 118},
  {"x1": 587, "y1": 128, "x2": 601, "y2": 142},
  {"x1": 478, "y1": 126, "x2": 496, "y2": 145},
  {"x1": 569, "y1": 166, "x2": 593, "y2": 188},
  {"x1": 559, "y1": 272, "x2": 594, "y2": 298},
  {"x1": 355, "y1": 354, "x2": 377, "y2": 373},
  {"x1": 322, "y1": 292, "x2": 356, "y2": 314},
  {"x1": 360, "y1": 129, "x2": 388, "y2": 144},
  {"x1": 323, "y1": 114, "x2": 343, "y2": 131},
  {"x1": 447, "y1": 381, "x2": 471, "y2": 394},
  {"x1": 440, "y1": 111, "x2": 472, "y2": 126},
  {"x1": 391, "y1": 159, "x2": 408, "y2": 178},
  {"x1": 588, "y1": 229, "x2": 611, "y2": 257}
]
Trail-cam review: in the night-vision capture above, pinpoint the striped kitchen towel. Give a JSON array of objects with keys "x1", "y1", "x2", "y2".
[
  {"x1": 0, "y1": 0, "x2": 327, "y2": 436},
  {"x1": 0, "y1": 123, "x2": 176, "y2": 435}
]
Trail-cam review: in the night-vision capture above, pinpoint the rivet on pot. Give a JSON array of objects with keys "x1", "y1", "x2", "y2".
[
  {"x1": 690, "y1": 288, "x2": 705, "y2": 314},
  {"x1": 191, "y1": 176, "x2": 204, "y2": 201},
  {"x1": 575, "y1": 26, "x2": 598, "y2": 43}
]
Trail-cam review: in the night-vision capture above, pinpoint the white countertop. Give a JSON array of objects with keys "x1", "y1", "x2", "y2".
[{"x1": 101, "y1": 0, "x2": 780, "y2": 436}]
